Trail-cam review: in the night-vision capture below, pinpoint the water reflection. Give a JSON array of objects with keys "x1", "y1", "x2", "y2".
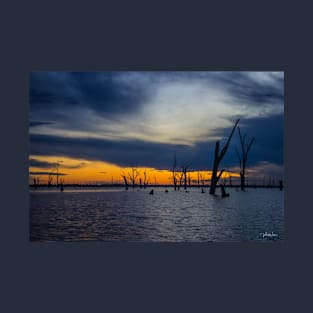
[{"x1": 30, "y1": 188, "x2": 284, "y2": 242}]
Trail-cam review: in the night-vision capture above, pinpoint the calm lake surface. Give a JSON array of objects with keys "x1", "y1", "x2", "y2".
[{"x1": 30, "y1": 187, "x2": 284, "y2": 242}]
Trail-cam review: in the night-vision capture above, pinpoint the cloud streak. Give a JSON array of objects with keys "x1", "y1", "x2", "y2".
[
  {"x1": 29, "y1": 171, "x2": 67, "y2": 176},
  {"x1": 29, "y1": 158, "x2": 87, "y2": 169}
]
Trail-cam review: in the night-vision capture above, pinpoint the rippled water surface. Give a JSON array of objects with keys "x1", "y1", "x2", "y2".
[{"x1": 30, "y1": 187, "x2": 284, "y2": 242}]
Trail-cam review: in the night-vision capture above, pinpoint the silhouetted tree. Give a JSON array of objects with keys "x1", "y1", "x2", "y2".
[
  {"x1": 178, "y1": 171, "x2": 184, "y2": 191},
  {"x1": 59, "y1": 177, "x2": 64, "y2": 191},
  {"x1": 48, "y1": 170, "x2": 54, "y2": 186},
  {"x1": 143, "y1": 170, "x2": 149, "y2": 189},
  {"x1": 128, "y1": 167, "x2": 140, "y2": 188},
  {"x1": 209, "y1": 119, "x2": 240, "y2": 195},
  {"x1": 199, "y1": 172, "x2": 206, "y2": 187},
  {"x1": 121, "y1": 175, "x2": 129, "y2": 190},
  {"x1": 237, "y1": 126, "x2": 255, "y2": 191},
  {"x1": 171, "y1": 153, "x2": 178, "y2": 191},
  {"x1": 33, "y1": 176, "x2": 40, "y2": 189},
  {"x1": 56, "y1": 160, "x2": 63, "y2": 187},
  {"x1": 181, "y1": 163, "x2": 191, "y2": 190}
]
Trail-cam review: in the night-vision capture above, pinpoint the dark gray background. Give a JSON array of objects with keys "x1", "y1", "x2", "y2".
[{"x1": 1, "y1": 1, "x2": 312, "y2": 312}]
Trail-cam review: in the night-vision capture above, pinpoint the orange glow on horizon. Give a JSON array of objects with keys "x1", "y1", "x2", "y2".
[{"x1": 29, "y1": 155, "x2": 240, "y2": 185}]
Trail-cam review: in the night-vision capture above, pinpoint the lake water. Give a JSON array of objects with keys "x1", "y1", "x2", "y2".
[{"x1": 30, "y1": 187, "x2": 284, "y2": 242}]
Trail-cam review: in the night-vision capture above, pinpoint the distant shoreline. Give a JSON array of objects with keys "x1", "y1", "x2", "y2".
[{"x1": 29, "y1": 184, "x2": 283, "y2": 189}]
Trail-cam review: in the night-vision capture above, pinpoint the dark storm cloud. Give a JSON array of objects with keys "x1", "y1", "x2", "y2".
[
  {"x1": 29, "y1": 159, "x2": 86, "y2": 169},
  {"x1": 29, "y1": 158, "x2": 57, "y2": 168},
  {"x1": 29, "y1": 71, "x2": 284, "y2": 139},
  {"x1": 29, "y1": 72, "x2": 283, "y2": 118},
  {"x1": 62, "y1": 162, "x2": 87, "y2": 169},
  {"x1": 30, "y1": 134, "x2": 189, "y2": 169},
  {"x1": 205, "y1": 114, "x2": 284, "y2": 170},
  {"x1": 29, "y1": 158, "x2": 87, "y2": 169},
  {"x1": 30, "y1": 113, "x2": 283, "y2": 171},
  {"x1": 212, "y1": 72, "x2": 284, "y2": 106},
  {"x1": 29, "y1": 71, "x2": 148, "y2": 116},
  {"x1": 214, "y1": 114, "x2": 283, "y2": 169},
  {"x1": 29, "y1": 121, "x2": 53, "y2": 127},
  {"x1": 243, "y1": 115, "x2": 283, "y2": 165}
]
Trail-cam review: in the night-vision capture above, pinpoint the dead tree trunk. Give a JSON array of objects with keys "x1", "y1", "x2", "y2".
[
  {"x1": 33, "y1": 176, "x2": 40, "y2": 189},
  {"x1": 59, "y1": 177, "x2": 64, "y2": 191},
  {"x1": 183, "y1": 168, "x2": 187, "y2": 190},
  {"x1": 178, "y1": 171, "x2": 184, "y2": 191},
  {"x1": 143, "y1": 170, "x2": 148, "y2": 189},
  {"x1": 182, "y1": 164, "x2": 191, "y2": 190},
  {"x1": 128, "y1": 168, "x2": 139, "y2": 188},
  {"x1": 33, "y1": 177, "x2": 37, "y2": 189},
  {"x1": 48, "y1": 171, "x2": 54, "y2": 187},
  {"x1": 121, "y1": 175, "x2": 129, "y2": 190},
  {"x1": 237, "y1": 126, "x2": 255, "y2": 191},
  {"x1": 209, "y1": 119, "x2": 239, "y2": 195},
  {"x1": 199, "y1": 173, "x2": 206, "y2": 187},
  {"x1": 171, "y1": 153, "x2": 177, "y2": 191}
]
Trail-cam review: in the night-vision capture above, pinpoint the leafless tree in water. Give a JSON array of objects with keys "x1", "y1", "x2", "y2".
[
  {"x1": 181, "y1": 163, "x2": 191, "y2": 190},
  {"x1": 209, "y1": 119, "x2": 239, "y2": 195},
  {"x1": 171, "y1": 153, "x2": 178, "y2": 191},
  {"x1": 178, "y1": 171, "x2": 184, "y2": 191},
  {"x1": 197, "y1": 172, "x2": 200, "y2": 188},
  {"x1": 199, "y1": 172, "x2": 206, "y2": 187},
  {"x1": 236, "y1": 126, "x2": 255, "y2": 191},
  {"x1": 143, "y1": 170, "x2": 149, "y2": 188},
  {"x1": 121, "y1": 174, "x2": 129, "y2": 190},
  {"x1": 32, "y1": 176, "x2": 40, "y2": 189},
  {"x1": 48, "y1": 170, "x2": 54, "y2": 186},
  {"x1": 128, "y1": 167, "x2": 140, "y2": 188}
]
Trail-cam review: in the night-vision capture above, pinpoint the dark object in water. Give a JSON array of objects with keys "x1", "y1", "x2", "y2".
[
  {"x1": 221, "y1": 185, "x2": 229, "y2": 198},
  {"x1": 60, "y1": 184, "x2": 64, "y2": 192},
  {"x1": 201, "y1": 188, "x2": 205, "y2": 193},
  {"x1": 165, "y1": 189, "x2": 168, "y2": 193},
  {"x1": 149, "y1": 189, "x2": 154, "y2": 195}
]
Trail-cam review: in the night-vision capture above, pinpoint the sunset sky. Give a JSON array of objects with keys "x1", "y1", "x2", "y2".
[{"x1": 29, "y1": 71, "x2": 284, "y2": 185}]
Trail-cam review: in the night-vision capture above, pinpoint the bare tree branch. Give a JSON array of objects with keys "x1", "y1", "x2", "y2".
[
  {"x1": 210, "y1": 119, "x2": 239, "y2": 195},
  {"x1": 237, "y1": 127, "x2": 255, "y2": 191}
]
